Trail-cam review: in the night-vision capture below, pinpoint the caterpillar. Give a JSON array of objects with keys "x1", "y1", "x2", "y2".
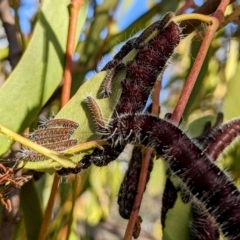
[
  {"x1": 100, "y1": 113, "x2": 240, "y2": 240},
  {"x1": 200, "y1": 117, "x2": 240, "y2": 161},
  {"x1": 101, "y1": 38, "x2": 137, "y2": 71},
  {"x1": 101, "y1": 12, "x2": 174, "y2": 71},
  {"x1": 19, "y1": 118, "x2": 78, "y2": 161},
  {"x1": 112, "y1": 19, "x2": 180, "y2": 116},
  {"x1": 191, "y1": 203, "x2": 219, "y2": 240},
  {"x1": 117, "y1": 146, "x2": 154, "y2": 219},
  {"x1": 32, "y1": 134, "x2": 71, "y2": 145},
  {"x1": 56, "y1": 145, "x2": 124, "y2": 175},
  {"x1": 162, "y1": 112, "x2": 240, "y2": 238},
  {"x1": 29, "y1": 128, "x2": 75, "y2": 140},
  {"x1": 40, "y1": 118, "x2": 79, "y2": 129},
  {"x1": 161, "y1": 177, "x2": 178, "y2": 228}
]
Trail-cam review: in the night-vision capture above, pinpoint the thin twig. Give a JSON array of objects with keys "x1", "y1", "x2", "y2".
[
  {"x1": 39, "y1": 1, "x2": 84, "y2": 240},
  {"x1": 38, "y1": 176, "x2": 60, "y2": 240},
  {"x1": 61, "y1": 0, "x2": 84, "y2": 107},
  {"x1": 171, "y1": 0, "x2": 230, "y2": 124}
]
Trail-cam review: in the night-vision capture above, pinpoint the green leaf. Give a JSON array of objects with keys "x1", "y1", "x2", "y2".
[
  {"x1": 163, "y1": 194, "x2": 191, "y2": 240},
  {"x1": 0, "y1": 0, "x2": 89, "y2": 155},
  {"x1": 224, "y1": 62, "x2": 240, "y2": 120},
  {"x1": 187, "y1": 115, "x2": 218, "y2": 137},
  {"x1": 222, "y1": 62, "x2": 240, "y2": 180},
  {"x1": 23, "y1": 45, "x2": 140, "y2": 172}
]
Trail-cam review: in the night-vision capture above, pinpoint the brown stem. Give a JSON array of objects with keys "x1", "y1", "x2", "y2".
[
  {"x1": 38, "y1": 175, "x2": 60, "y2": 240},
  {"x1": 39, "y1": 1, "x2": 84, "y2": 239},
  {"x1": 0, "y1": 0, "x2": 22, "y2": 69},
  {"x1": 61, "y1": 0, "x2": 84, "y2": 107}
]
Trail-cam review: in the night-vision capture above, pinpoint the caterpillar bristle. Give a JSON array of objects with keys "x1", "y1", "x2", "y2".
[{"x1": 101, "y1": 113, "x2": 240, "y2": 239}]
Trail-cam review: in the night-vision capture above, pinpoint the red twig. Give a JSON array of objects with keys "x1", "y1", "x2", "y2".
[
  {"x1": 177, "y1": 0, "x2": 196, "y2": 15},
  {"x1": 124, "y1": 76, "x2": 162, "y2": 239},
  {"x1": 61, "y1": 0, "x2": 84, "y2": 107},
  {"x1": 171, "y1": 0, "x2": 229, "y2": 124}
]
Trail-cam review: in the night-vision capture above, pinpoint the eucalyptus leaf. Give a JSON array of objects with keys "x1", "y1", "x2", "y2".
[
  {"x1": 23, "y1": 47, "x2": 140, "y2": 172},
  {"x1": 187, "y1": 114, "x2": 218, "y2": 137},
  {"x1": 0, "y1": 0, "x2": 89, "y2": 155},
  {"x1": 163, "y1": 194, "x2": 191, "y2": 240},
  {"x1": 224, "y1": 62, "x2": 240, "y2": 120}
]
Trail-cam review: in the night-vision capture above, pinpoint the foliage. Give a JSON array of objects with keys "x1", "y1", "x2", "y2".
[{"x1": 0, "y1": 0, "x2": 240, "y2": 239}]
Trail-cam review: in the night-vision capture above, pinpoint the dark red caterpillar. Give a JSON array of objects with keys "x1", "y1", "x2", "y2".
[
  {"x1": 199, "y1": 115, "x2": 240, "y2": 161},
  {"x1": 101, "y1": 12, "x2": 175, "y2": 72},
  {"x1": 112, "y1": 19, "x2": 180, "y2": 116},
  {"x1": 100, "y1": 113, "x2": 240, "y2": 240},
  {"x1": 118, "y1": 146, "x2": 154, "y2": 219},
  {"x1": 160, "y1": 177, "x2": 178, "y2": 228},
  {"x1": 163, "y1": 113, "x2": 240, "y2": 239}
]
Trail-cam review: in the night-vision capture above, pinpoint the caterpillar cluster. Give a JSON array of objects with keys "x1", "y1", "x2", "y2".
[
  {"x1": 56, "y1": 11, "x2": 240, "y2": 237},
  {"x1": 58, "y1": 12, "x2": 181, "y2": 176},
  {"x1": 20, "y1": 118, "x2": 78, "y2": 161},
  {"x1": 99, "y1": 113, "x2": 240, "y2": 239}
]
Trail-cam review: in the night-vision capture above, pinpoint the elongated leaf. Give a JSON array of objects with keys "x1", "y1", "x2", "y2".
[
  {"x1": 187, "y1": 115, "x2": 218, "y2": 137},
  {"x1": 23, "y1": 48, "x2": 139, "y2": 172},
  {"x1": 0, "y1": 0, "x2": 89, "y2": 155},
  {"x1": 163, "y1": 194, "x2": 191, "y2": 240},
  {"x1": 224, "y1": 63, "x2": 240, "y2": 120}
]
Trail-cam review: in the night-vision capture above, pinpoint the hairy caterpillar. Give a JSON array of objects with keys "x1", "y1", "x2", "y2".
[
  {"x1": 100, "y1": 113, "x2": 240, "y2": 240},
  {"x1": 56, "y1": 145, "x2": 124, "y2": 175},
  {"x1": 118, "y1": 146, "x2": 154, "y2": 219},
  {"x1": 191, "y1": 203, "x2": 219, "y2": 240},
  {"x1": 40, "y1": 118, "x2": 79, "y2": 129},
  {"x1": 161, "y1": 177, "x2": 178, "y2": 228},
  {"x1": 112, "y1": 20, "x2": 180, "y2": 116},
  {"x1": 101, "y1": 12, "x2": 174, "y2": 71},
  {"x1": 161, "y1": 112, "x2": 240, "y2": 234},
  {"x1": 101, "y1": 38, "x2": 137, "y2": 71},
  {"x1": 201, "y1": 117, "x2": 240, "y2": 161},
  {"x1": 29, "y1": 128, "x2": 75, "y2": 140},
  {"x1": 20, "y1": 118, "x2": 78, "y2": 161}
]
